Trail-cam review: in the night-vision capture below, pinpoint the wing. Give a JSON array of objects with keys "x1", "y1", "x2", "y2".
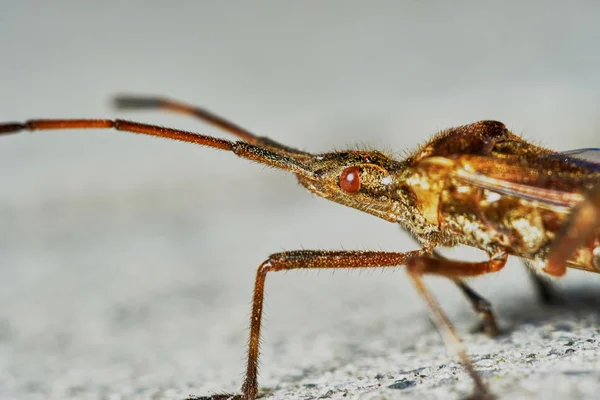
[
  {"x1": 559, "y1": 148, "x2": 600, "y2": 170},
  {"x1": 451, "y1": 150, "x2": 600, "y2": 211}
]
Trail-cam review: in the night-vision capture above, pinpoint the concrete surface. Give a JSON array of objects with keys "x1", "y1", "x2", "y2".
[{"x1": 1, "y1": 2, "x2": 600, "y2": 400}]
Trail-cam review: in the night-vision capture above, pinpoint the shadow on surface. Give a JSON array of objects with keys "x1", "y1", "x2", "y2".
[{"x1": 493, "y1": 283, "x2": 600, "y2": 333}]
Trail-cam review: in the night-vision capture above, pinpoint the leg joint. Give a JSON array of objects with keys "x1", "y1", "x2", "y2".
[{"x1": 257, "y1": 259, "x2": 275, "y2": 276}]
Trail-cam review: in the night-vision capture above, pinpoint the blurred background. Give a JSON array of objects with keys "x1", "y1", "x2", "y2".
[{"x1": 1, "y1": 2, "x2": 599, "y2": 399}]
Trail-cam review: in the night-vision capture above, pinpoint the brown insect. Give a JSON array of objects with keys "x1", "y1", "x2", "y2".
[{"x1": 1, "y1": 95, "x2": 599, "y2": 400}]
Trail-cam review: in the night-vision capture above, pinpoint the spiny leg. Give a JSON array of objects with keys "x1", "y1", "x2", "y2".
[
  {"x1": 437, "y1": 250, "x2": 500, "y2": 337},
  {"x1": 453, "y1": 279, "x2": 499, "y2": 337},
  {"x1": 193, "y1": 249, "x2": 507, "y2": 400},
  {"x1": 405, "y1": 253, "x2": 507, "y2": 399},
  {"x1": 406, "y1": 232, "x2": 501, "y2": 337},
  {"x1": 544, "y1": 183, "x2": 600, "y2": 277},
  {"x1": 243, "y1": 250, "x2": 425, "y2": 400},
  {"x1": 113, "y1": 95, "x2": 310, "y2": 157},
  {"x1": 190, "y1": 249, "x2": 426, "y2": 400}
]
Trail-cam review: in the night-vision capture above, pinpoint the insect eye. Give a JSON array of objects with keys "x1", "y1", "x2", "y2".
[{"x1": 339, "y1": 166, "x2": 361, "y2": 193}]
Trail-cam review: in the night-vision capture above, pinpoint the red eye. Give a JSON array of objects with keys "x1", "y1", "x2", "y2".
[{"x1": 340, "y1": 166, "x2": 361, "y2": 193}]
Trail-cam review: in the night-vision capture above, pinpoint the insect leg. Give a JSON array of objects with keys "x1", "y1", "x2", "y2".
[
  {"x1": 406, "y1": 252, "x2": 508, "y2": 399},
  {"x1": 190, "y1": 248, "x2": 427, "y2": 400},
  {"x1": 525, "y1": 265, "x2": 560, "y2": 304},
  {"x1": 544, "y1": 183, "x2": 600, "y2": 276},
  {"x1": 432, "y1": 251, "x2": 500, "y2": 337},
  {"x1": 113, "y1": 95, "x2": 310, "y2": 157},
  {"x1": 193, "y1": 249, "x2": 505, "y2": 400},
  {"x1": 454, "y1": 260, "x2": 560, "y2": 335},
  {"x1": 453, "y1": 279, "x2": 499, "y2": 337},
  {"x1": 404, "y1": 231, "x2": 500, "y2": 337}
]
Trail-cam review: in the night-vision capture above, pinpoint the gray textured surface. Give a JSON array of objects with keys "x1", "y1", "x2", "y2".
[{"x1": 1, "y1": 2, "x2": 600, "y2": 400}]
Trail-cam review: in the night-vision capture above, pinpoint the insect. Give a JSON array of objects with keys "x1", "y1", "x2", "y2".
[{"x1": 1, "y1": 96, "x2": 599, "y2": 400}]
